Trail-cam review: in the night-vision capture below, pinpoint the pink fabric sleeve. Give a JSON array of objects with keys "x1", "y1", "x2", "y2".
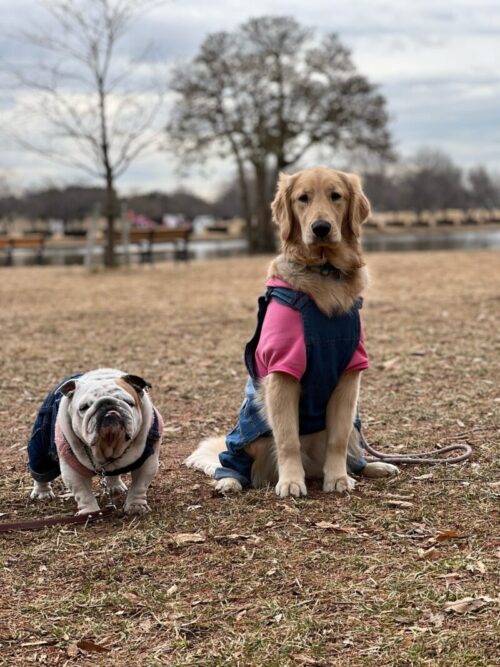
[
  {"x1": 258, "y1": 277, "x2": 369, "y2": 378},
  {"x1": 254, "y1": 300, "x2": 306, "y2": 381},
  {"x1": 345, "y1": 322, "x2": 369, "y2": 372}
]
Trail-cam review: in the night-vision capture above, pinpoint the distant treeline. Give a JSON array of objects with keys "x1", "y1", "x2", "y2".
[
  {"x1": 1, "y1": 150, "x2": 499, "y2": 224},
  {"x1": 363, "y1": 150, "x2": 500, "y2": 213}
]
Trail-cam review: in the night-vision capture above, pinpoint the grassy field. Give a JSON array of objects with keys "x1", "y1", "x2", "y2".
[{"x1": 0, "y1": 251, "x2": 498, "y2": 666}]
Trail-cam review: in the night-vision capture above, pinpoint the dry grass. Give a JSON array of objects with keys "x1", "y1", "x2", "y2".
[{"x1": 0, "y1": 251, "x2": 499, "y2": 666}]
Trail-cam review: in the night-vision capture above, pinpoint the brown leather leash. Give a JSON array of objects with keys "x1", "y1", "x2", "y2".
[{"x1": 0, "y1": 506, "x2": 115, "y2": 533}]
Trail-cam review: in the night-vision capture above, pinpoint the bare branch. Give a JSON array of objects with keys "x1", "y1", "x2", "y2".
[{"x1": 3, "y1": 0, "x2": 168, "y2": 266}]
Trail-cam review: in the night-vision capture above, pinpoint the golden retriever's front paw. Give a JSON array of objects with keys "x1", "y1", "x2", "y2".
[
  {"x1": 361, "y1": 462, "x2": 400, "y2": 478},
  {"x1": 323, "y1": 475, "x2": 356, "y2": 494},
  {"x1": 215, "y1": 478, "x2": 243, "y2": 494},
  {"x1": 275, "y1": 477, "x2": 307, "y2": 498}
]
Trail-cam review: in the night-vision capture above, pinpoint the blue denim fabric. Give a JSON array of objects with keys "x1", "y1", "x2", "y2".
[
  {"x1": 27, "y1": 374, "x2": 160, "y2": 482},
  {"x1": 215, "y1": 287, "x2": 368, "y2": 485},
  {"x1": 218, "y1": 377, "x2": 270, "y2": 487},
  {"x1": 27, "y1": 374, "x2": 83, "y2": 483}
]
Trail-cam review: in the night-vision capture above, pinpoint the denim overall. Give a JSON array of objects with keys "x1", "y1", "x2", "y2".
[
  {"x1": 27, "y1": 374, "x2": 161, "y2": 483},
  {"x1": 215, "y1": 287, "x2": 368, "y2": 487}
]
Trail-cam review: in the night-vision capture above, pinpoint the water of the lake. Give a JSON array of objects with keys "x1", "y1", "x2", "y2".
[{"x1": 2, "y1": 228, "x2": 500, "y2": 267}]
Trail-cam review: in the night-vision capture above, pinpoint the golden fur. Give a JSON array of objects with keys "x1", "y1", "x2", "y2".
[
  {"x1": 269, "y1": 167, "x2": 370, "y2": 316},
  {"x1": 186, "y1": 167, "x2": 399, "y2": 496}
]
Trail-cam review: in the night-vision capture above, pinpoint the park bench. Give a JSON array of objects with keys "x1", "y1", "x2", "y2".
[
  {"x1": 0, "y1": 235, "x2": 45, "y2": 266},
  {"x1": 117, "y1": 226, "x2": 191, "y2": 263}
]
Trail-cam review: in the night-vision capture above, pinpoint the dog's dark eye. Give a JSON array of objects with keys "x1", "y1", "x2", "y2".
[
  {"x1": 298, "y1": 194, "x2": 309, "y2": 204},
  {"x1": 78, "y1": 403, "x2": 90, "y2": 412},
  {"x1": 331, "y1": 192, "x2": 342, "y2": 201}
]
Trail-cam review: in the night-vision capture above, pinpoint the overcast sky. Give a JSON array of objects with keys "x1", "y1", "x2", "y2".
[{"x1": 0, "y1": 0, "x2": 499, "y2": 198}]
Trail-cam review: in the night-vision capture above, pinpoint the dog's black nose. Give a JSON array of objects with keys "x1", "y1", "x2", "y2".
[{"x1": 311, "y1": 220, "x2": 332, "y2": 239}]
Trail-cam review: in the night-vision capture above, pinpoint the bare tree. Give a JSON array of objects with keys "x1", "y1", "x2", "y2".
[
  {"x1": 467, "y1": 166, "x2": 500, "y2": 209},
  {"x1": 168, "y1": 16, "x2": 393, "y2": 253},
  {"x1": 401, "y1": 149, "x2": 467, "y2": 213},
  {"x1": 5, "y1": 0, "x2": 166, "y2": 266}
]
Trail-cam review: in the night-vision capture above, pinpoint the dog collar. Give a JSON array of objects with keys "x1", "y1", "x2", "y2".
[{"x1": 304, "y1": 262, "x2": 343, "y2": 280}]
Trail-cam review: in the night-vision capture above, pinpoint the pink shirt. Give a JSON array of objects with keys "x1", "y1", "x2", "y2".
[{"x1": 255, "y1": 278, "x2": 369, "y2": 381}]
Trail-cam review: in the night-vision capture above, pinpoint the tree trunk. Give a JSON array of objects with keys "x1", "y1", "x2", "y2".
[
  {"x1": 104, "y1": 170, "x2": 116, "y2": 268},
  {"x1": 235, "y1": 159, "x2": 253, "y2": 250},
  {"x1": 251, "y1": 162, "x2": 276, "y2": 254}
]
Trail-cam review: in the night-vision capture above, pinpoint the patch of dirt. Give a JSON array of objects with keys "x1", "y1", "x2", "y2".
[{"x1": 0, "y1": 251, "x2": 498, "y2": 666}]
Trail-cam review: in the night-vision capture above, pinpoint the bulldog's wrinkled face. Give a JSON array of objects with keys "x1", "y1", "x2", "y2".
[{"x1": 60, "y1": 374, "x2": 151, "y2": 465}]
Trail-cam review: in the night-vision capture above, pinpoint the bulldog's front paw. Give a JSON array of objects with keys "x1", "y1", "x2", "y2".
[
  {"x1": 275, "y1": 477, "x2": 307, "y2": 498},
  {"x1": 124, "y1": 501, "x2": 151, "y2": 515},
  {"x1": 30, "y1": 482, "x2": 55, "y2": 501},
  {"x1": 323, "y1": 475, "x2": 356, "y2": 494},
  {"x1": 107, "y1": 477, "x2": 128, "y2": 495},
  {"x1": 76, "y1": 503, "x2": 101, "y2": 516}
]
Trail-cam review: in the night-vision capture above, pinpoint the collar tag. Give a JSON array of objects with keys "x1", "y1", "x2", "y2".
[{"x1": 314, "y1": 262, "x2": 342, "y2": 280}]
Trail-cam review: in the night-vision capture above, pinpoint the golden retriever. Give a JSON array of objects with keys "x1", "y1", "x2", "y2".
[{"x1": 186, "y1": 167, "x2": 398, "y2": 497}]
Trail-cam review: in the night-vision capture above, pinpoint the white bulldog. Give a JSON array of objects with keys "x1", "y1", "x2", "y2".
[{"x1": 28, "y1": 368, "x2": 163, "y2": 515}]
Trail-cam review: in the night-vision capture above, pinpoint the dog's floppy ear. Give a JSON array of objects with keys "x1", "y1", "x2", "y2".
[
  {"x1": 271, "y1": 172, "x2": 296, "y2": 242},
  {"x1": 59, "y1": 379, "x2": 77, "y2": 398},
  {"x1": 121, "y1": 374, "x2": 152, "y2": 395},
  {"x1": 344, "y1": 173, "x2": 370, "y2": 238}
]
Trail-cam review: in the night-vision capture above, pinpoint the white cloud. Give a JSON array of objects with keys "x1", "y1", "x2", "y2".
[{"x1": 0, "y1": 0, "x2": 499, "y2": 196}]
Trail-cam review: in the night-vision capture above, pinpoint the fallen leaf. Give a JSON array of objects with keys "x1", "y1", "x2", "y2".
[
  {"x1": 443, "y1": 596, "x2": 495, "y2": 615},
  {"x1": 380, "y1": 356, "x2": 398, "y2": 370},
  {"x1": 386, "y1": 500, "x2": 414, "y2": 508},
  {"x1": 466, "y1": 561, "x2": 487, "y2": 574},
  {"x1": 139, "y1": 619, "x2": 152, "y2": 633},
  {"x1": 172, "y1": 532, "x2": 206, "y2": 545},
  {"x1": 418, "y1": 546, "x2": 441, "y2": 561},
  {"x1": 435, "y1": 530, "x2": 468, "y2": 542},
  {"x1": 76, "y1": 639, "x2": 110, "y2": 653},
  {"x1": 414, "y1": 473, "x2": 433, "y2": 480},
  {"x1": 394, "y1": 615, "x2": 413, "y2": 625},
  {"x1": 314, "y1": 521, "x2": 350, "y2": 532},
  {"x1": 292, "y1": 653, "x2": 322, "y2": 665},
  {"x1": 66, "y1": 644, "x2": 79, "y2": 657},
  {"x1": 436, "y1": 572, "x2": 461, "y2": 581},
  {"x1": 214, "y1": 533, "x2": 250, "y2": 542},
  {"x1": 167, "y1": 584, "x2": 178, "y2": 596},
  {"x1": 428, "y1": 612, "x2": 444, "y2": 627},
  {"x1": 282, "y1": 504, "x2": 300, "y2": 514},
  {"x1": 20, "y1": 641, "x2": 53, "y2": 647}
]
